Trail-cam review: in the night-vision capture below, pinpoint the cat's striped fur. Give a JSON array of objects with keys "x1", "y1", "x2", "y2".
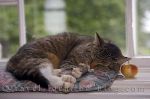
[{"x1": 6, "y1": 32, "x2": 130, "y2": 89}]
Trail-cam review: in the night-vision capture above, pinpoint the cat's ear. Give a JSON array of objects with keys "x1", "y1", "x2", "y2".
[{"x1": 94, "y1": 32, "x2": 104, "y2": 47}]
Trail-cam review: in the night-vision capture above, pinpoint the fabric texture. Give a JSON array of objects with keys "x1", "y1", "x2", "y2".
[{"x1": 0, "y1": 66, "x2": 118, "y2": 93}]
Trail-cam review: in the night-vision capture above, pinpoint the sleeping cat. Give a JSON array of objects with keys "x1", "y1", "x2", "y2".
[{"x1": 6, "y1": 32, "x2": 130, "y2": 90}]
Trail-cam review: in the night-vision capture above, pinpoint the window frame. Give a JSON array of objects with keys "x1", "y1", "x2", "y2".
[
  {"x1": 0, "y1": 0, "x2": 26, "y2": 62},
  {"x1": 0, "y1": 0, "x2": 26, "y2": 46},
  {"x1": 17, "y1": 0, "x2": 26, "y2": 46},
  {"x1": 0, "y1": 0, "x2": 149, "y2": 67},
  {"x1": 126, "y1": 0, "x2": 150, "y2": 67}
]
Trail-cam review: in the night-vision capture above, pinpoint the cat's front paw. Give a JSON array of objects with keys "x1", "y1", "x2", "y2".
[
  {"x1": 61, "y1": 75, "x2": 76, "y2": 84},
  {"x1": 62, "y1": 82, "x2": 74, "y2": 93},
  {"x1": 50, "y1": 76, "x2": 64, "y2": 88},
  {"x1": 79, "y1": 63, "x2": 90, "y2": 72},
  {"x1": 72, "y1": 63, "x2": 90, "y2": 78},
  {"x1": 71, "y1": 68, "x2": 82, "y2": 78},
  {"x1": 61, "y1": 75, "x2": 76, "y2": 93}
]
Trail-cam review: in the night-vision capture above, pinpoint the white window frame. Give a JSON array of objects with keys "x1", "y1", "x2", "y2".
[
  {"x1": 0, "y1": 0, "x2": 26, "y2": 46},
  {"x1": 0, "y1": 0, "x2": 26, "y2": 64},
  {"x1": 0, "y1": 0, "x2": 149, "y2": 67},
  {"x1": 126, "y1": 0, "x2": 150, "y2": 67},
  {"x1": 17, "y1": 0, "x2": 26, "y2": 46}
]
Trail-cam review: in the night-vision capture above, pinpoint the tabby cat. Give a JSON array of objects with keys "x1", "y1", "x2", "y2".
[{"x1": 6, "y1": 32, "x2": 130, "y2": 89}]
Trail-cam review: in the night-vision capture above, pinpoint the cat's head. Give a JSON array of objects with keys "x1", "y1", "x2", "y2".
[{"x1": 91, "y1": 33, "x2": 130, "y2": 71}]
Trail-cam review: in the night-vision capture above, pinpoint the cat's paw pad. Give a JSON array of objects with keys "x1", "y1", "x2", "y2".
[
  {"x1": 63, "y1": 82, "x2": 74, "y2": 89},
  {"x1": 79, "y1": 63, "x2": 90, "y2": 72},
  {"x1": 61, "y1": 75, "x2": 76, "y2": 84},
  {"x1": 72, "y1": 68, "x2": 82, "y2": 78},
  {"x1": 62, "y1": 82, "x2": 74, "y2": 93}
]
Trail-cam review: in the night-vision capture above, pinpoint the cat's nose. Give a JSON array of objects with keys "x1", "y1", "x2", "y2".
[
  {"x1": 119, "y1": 56, "x2": 131, "y2": 64},
  {"x1": 125, "y1": 57, "x2": 131, "y2": 61}
]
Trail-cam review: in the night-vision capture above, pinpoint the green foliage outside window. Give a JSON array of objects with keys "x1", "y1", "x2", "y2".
[
  {"x1": 65, "y1": 0, "x2": 126, "y2": 52},
  {"x1": 0, "y1": 0, "x2": 126, "y2": 58}
]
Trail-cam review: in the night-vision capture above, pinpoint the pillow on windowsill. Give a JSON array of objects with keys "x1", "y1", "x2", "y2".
[{"x1": 0, "y1": 67, "x2": 119, "y2": 93}]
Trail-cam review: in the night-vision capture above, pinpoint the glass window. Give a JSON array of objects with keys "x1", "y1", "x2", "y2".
[
  {"x1": 25, "y1": 0, "x2": 126, "y2": 54},
  {"x1": 0, "y1": 5, "x2": 19, "y2": 59},
  {"x1": 137, "y1": 0, "x2": 150, "y2": 56},
  {"x1": 0, "y1": 0, "x2": 126, "y2": 59}
]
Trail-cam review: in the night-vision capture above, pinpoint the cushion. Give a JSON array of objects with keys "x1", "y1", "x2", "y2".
[{"x1": 0, "y1": 66, "x2": 118, "y2": 93}]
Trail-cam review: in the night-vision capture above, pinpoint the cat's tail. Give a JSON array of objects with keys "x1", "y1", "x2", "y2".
[{"x1": 6, "y1": 62, "x2": 50, "y2": 89}]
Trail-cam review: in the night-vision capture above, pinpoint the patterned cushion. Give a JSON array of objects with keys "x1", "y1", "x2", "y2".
[{"x1": 0, "y1": 66, "x2": 118, "y2": 93}]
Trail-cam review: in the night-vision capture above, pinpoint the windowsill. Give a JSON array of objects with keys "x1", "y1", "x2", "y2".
[
  {"x1": 0, "y1": 66, "x2": 149, "y2": 98},
  {"x1": 0, "y1": 59, "x2": 150, "y2": 98},
  {"x1": 133, "y1": 56, "x2": 150, "y2": 58},
  {"x1": 0, "y1": 92, "x2": 150, "y2": 99},
  {"x1": 0, "y1": 59, "x2": 8, "y2": 66},
  {"x1": 111, "y1": 68, "x2": 150, "y2": 94}
]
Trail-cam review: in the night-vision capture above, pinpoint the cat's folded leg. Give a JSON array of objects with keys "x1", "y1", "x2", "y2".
[
  {"x1": 49, "y1": 75, "x2": 76, "y2": 89},
  {"x1": 72, "y1": 63, "x2": 91, "y2": 78},
  {"x1": 72, "y1": 68, "x2": 82, "y2": 78},
  {"x1": 53, "y1": 69, "x2": 76, "y2": 86},
  {"x1": 61, "y1": 75, "x2": 76, "y2": 84},
  {"x1": 59, "y1": 74, "x2": 76, "y2": 93},
  {"x1": 53, "y1": 69, "x2": 62, "y2": 76},
  {"x1": 39, "y1": 63, "x2": 76, "y2": 90},
  {"x1": 60, "y1": 62, "x2": 90, "y2": 78}
]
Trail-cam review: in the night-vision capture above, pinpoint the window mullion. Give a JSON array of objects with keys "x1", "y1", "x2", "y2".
[
  {"x1": 17, "y1": 0, "x2": 26, "y2": 46},
  {"x1": 126, "y1": 0, "x2": 137, "y2": 57}
]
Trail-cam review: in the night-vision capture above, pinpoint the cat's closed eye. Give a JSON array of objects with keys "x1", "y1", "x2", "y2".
[{"x1": 112, "y1": 58, "x2": 118, "y2": 61}]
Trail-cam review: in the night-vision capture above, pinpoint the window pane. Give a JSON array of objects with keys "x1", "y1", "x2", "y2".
[
  {"x1": 25, "y1": 0, "x2": 126, "y2": 54},
  {"x1": 0, "y1": 5, "x2": 19, "y2": 59},
  {"x1": 66, "y1": 0, "x2": 126, "y2": 54},
  {"x1": 137, "y1": 0, "x2": 150, "y2": 56}
]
